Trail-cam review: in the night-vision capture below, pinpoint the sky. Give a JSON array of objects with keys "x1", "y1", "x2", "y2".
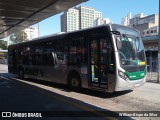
[{"x1": 33, "y1": 0, "x2": 158, "y2": 37}]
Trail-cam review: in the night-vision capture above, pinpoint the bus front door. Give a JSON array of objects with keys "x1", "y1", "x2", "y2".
[{"x1": 90, "y1": 37, "x2": 109, "y2": 89}]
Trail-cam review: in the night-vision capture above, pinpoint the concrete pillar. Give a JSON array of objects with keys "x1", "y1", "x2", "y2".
[{"x1": 157, "y1": 0, "x2": 160, "y2": 83}]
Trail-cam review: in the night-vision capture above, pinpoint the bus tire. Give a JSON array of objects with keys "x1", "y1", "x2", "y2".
[
  {"x1": 19, "y1": 67, "x2": 24, "y2": 79},
  {"x1": 68, "y1": 75, "x2": 81, "y2": 91}
]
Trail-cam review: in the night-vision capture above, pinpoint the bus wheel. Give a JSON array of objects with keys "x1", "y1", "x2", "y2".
[
  {"x1": 69, "y1": 76, "x2": 81, "y2": 90},
  {"x1": 19, "y1": 68, "x2": 24, "y2": 79}
]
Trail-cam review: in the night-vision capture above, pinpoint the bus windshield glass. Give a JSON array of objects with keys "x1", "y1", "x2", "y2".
[{"x1": 116, "y1": 34, "x2": 146, "y2": 71}]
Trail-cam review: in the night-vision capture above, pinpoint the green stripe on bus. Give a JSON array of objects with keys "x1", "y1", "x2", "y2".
[{"x1": 125, "y1": 69, "x2": 146, "y2": 80}]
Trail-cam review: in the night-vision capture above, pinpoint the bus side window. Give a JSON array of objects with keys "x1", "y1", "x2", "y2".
[
  {"x1": 69, "y1": 37, "x2": 86, "y2": 65},
  {"x1": 34, "y1": 54, "x2": 42, "y2": 65},
  {"x1": 56, "y1": 52, "x2": 64, "y2": 63},
  {"x1": 43, "y1": 53, "x2": 54, "y2": 66}
]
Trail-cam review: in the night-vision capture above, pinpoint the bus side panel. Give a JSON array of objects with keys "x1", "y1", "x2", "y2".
[{"x1": 8, "y1": 48, "x2": 19, "y2": 74}]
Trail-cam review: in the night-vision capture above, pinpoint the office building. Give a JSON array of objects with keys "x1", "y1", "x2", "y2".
[
  {"x1": 61, "y1": 8, "x2": 79, "y2": 32},
  {"x1": 61, "y1": 6, "x2": 102, "y2": 32},
  {"x1": 121, "y1": 12, "x2": 132, "y2": 26},
  {"x1": 94, "y1": 11, "x2": 102, "y2": 20},
  {"x1": 23, "y1": 26, "x2": 38, "y2": 40},
  {"x1": 130, "y1": 13, "x2": 145, "y2": 26},
  {"x1": 77, "y1": 6, "x2": 95, "y2": 29},
  {"x1": 130, "y1": 14, "x2": 159, "y2": 36},
  {"x1": 94, "y1": 18, "x2": 111, "y2": 26}
]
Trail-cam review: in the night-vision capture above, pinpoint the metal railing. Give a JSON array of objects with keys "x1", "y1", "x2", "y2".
[{"x1": 146, "y1": 64, "x2": 159, "y2": 83}]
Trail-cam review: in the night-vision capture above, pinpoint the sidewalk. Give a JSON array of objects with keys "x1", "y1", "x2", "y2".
[{"x1": 0, "y1": 64, "x2": 8, "y2": 73}]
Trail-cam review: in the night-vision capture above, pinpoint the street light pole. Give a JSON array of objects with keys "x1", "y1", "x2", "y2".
[{"x1": 38, "y1": 22, "x2": 40, "y2": 37}]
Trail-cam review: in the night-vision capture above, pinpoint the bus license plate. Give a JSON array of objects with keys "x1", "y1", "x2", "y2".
[{"x1": 135, "y1": 83, "x2": 140, "y2": 87}]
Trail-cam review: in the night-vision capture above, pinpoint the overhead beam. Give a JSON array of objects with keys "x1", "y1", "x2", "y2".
[{"x1": 0, "y1": 0, "x2": 88, "y2": 39}]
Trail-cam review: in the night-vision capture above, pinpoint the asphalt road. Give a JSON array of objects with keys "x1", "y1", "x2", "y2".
[{"x1": 0, "y1": 64, "x2": 160, "y2": 120}]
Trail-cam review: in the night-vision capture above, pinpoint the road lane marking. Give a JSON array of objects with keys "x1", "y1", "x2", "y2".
[
  {"x1": 0, "y1": 76, "x2": 12, "y2": 81},
  {"x1": 10, "y1": 77, "x2": 116, "y2": 119}
]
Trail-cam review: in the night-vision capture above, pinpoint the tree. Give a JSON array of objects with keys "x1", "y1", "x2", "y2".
[
  {"x1": 0, "y1": 40, "x2": 7, "y2": 50},
  {"x1": 10, "y1": 31, "x2": 28, "y2": 44}
]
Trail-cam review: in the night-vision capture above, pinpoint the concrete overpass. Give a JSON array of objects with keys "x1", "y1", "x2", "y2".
[{"x1": 0, "y1": 0, "x2": 88, "y2": 39}]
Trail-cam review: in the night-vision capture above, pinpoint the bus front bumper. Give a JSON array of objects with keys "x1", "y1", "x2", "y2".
[{"x1": 115, "y1": 76, "x2": 146, "y2": 92}]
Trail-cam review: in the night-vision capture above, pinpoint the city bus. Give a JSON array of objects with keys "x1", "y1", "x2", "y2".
[{"x1": 8, "y1": 24, "x2": 147, "y2": 93}]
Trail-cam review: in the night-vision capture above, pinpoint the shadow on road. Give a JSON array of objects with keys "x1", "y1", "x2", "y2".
[
  {"x1": 0, "y1": 73, "x2": 135, "y2": 119},
  {"x1": 0, "y1": 73, "x2": 133, "y2": 98}
]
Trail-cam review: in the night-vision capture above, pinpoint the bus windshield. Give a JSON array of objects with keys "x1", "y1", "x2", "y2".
[{"x1": 117, "y1": 34, "x2": 146, "y2": 71}]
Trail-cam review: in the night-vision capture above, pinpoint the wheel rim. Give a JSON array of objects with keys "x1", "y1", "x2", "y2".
[{"x1": 71, "y1": 78, "x2": 79, "y2": 87}]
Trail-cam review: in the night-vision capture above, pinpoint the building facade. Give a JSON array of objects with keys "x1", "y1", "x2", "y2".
[
  {"x1": 142, "y1": 26, "x2": 158, "y2": 37},
  {"x1": 129, "y1": 13, "x2": 145, "y2": 27},
  {"x1": 121, "y1": 12, "x2": 132, "y2": 26},
  {"x1": 61, "y1": 6, "x2": 102, "y2": 32},
  {"x1": 61, "y1": 8, "x2": 79, "y2": 32},
  {"x1": 77, "y1": 6, "x2": 95, "y2": 29},
  {"x1": 23, "y1": 26, "x2": 38, "y2": 40},
  {"x1": 94, "y1": 18, "x2": 111, "y2": 26},
  {"x1": 94, "y1": 11, "x2": 102, "y2": 20},
  {"x1": 130, "y1": 14, "x2": 158, "y2": 36}
]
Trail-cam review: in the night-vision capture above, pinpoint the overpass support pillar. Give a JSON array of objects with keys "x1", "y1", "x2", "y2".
[{"x1": 158, "y1": 0, "x2": 160, "y2": 83}]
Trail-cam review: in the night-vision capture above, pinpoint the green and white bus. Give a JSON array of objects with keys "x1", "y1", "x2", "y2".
[{"x1": 8, "y1": 24, "x2": 147, "y2": 93}]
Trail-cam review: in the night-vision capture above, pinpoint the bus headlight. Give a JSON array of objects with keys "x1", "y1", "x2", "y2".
[{"x1": 118, "y1": 70, "x2": 128, "y2": 80}]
